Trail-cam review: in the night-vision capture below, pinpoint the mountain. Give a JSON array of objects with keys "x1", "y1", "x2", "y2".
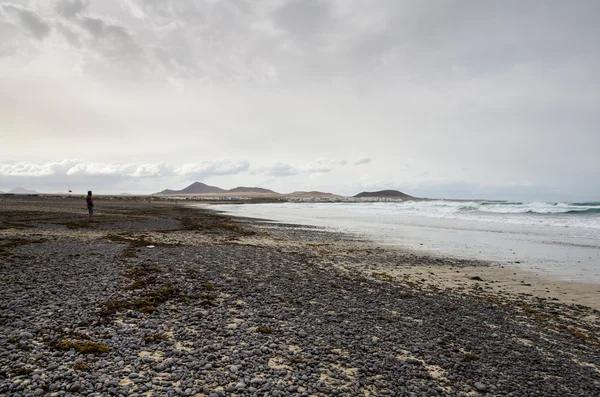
[
  {"x1": 156, "y1": 181, "x2": 226, "y2": 195},
  {"x1": 354, "y1": 190, "x2": 414, "y2": 199},
  {"x1": 8, "y1": 187, "x2": 38, "y2": 194},
  {"x1": 228, "y1": 186, "x2": 278, "y2": 194},
  {"x1": 285, "y1": 191, "x2": 340, "y2": 198}
]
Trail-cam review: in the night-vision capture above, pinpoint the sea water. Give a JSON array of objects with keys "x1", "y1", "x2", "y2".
[{"x1": 209, "y1": 201, "x2": 600, "y2": 283}]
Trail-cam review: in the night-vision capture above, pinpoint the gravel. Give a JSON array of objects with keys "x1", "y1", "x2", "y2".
[{"x1": 0, "y1": 196, "x2": 599, "y2": 396}]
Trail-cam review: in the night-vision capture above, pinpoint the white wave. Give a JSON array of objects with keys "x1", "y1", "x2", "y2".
[{"x1": 270, "y1": 201, "x2": 600, "y2": 229}]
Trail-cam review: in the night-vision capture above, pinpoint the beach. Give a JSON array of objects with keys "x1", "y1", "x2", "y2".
[{"x1": 1, "y1": 195, "x2": 599, "y2": 396}]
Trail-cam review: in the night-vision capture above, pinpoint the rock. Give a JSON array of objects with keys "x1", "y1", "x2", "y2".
[
  {"x1": 70, "y1": 382, "x2": 82, "y2": 392},
  {"x1": 33, "y1": 389, "x2": 44, "y2": 396},
  {"x1": 229, "y1": 365, "x2": 239, "y2": 373},
  {"x1": 19, "y1": 332, "x2": 33, "y2": 339},
  {"x1": 474, "y1": 382, "x2": 487, "y2": 392},
  {"x1": 235, "y1": 381, "x2": 245, "y2": 390},
  {"x1": 129, "y1": 373, "x2": 139, "y2": 379},
  {"x1": 405, "y1": 358, "x2": 422, "y2": 365}
]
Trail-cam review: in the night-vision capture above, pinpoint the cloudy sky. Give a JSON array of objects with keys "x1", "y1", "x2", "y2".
[{"x1": 1, "y1": 0, "x2": 598, "y2": 200}]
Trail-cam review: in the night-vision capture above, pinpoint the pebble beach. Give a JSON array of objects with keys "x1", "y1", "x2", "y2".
[{"x1": 1, "y1": 195, "x2": 599, "y2": 397}]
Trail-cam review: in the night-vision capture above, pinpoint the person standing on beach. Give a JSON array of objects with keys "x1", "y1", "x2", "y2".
[{"x1": 86, "y1": 191, "x2": 94, "y2": 222}]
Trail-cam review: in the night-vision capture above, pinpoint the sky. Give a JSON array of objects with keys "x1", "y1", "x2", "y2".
[{"x1": 1, "y1": 0, "x2": 599, "y2": 200}]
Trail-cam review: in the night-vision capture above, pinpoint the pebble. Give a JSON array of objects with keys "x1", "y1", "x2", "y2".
[
  {"x1": 0, "y1": 200, "x2": 597, "y2": 397},
  {"x1": 474, "y1": 382, "x2": 487, "y2": 392}
]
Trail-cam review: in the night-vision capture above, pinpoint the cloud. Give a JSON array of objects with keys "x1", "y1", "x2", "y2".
[
  {"x1": 354, "y1": 157, "x2": 372, "y2": 166},
  {"x1": 55, "y1": 0, "x2": 90, "y2": 19},
  {"x1": 0, "y1": 159, "x2": 249, "y2": 180},
  {"x1": 0, "y1": 3, "x2": 51, "y2": 40},
  {"x1": 174, "y1": 160, "x2": 250, "y2": 179},
  {"x1": 300, "y1": 158, "x2": 347, "y2": 173},
  {"x1": 255, "y1": 162, "x2": 298, "y2": 177},
  {"x1": 255, "y1": 159, "x2": 347, "y2": 177},
  {"x1": 0, "y1": 159, "x2": 79, "y2": 177}
]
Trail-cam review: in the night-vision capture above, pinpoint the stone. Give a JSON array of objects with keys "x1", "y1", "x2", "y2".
[
  {"x1": 474, "y1": 382, "x2": 487, "y2": 392},
  {"x1": 19, "y1": 332, "x2": 33, "y2": 339},
  {"x1": 70, "y1": 382, "x2": 82, "y2": 392},
  {"x1": 405, "y1": 358, "x2": 422, "y2": 365},
  {"x1": 235, "y1": 381, "x2": 246, "y2": 390}
]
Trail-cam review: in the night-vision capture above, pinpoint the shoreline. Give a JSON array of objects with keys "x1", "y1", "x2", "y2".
[
  {"x1": 205, "y1": 203, "x2": 600, "y2": 310},
  {"x1": 206, "y1": 201, "x2": 600, "y2": 285},
  {"x1": 1, "y1": 195, "x2": 599, "y2": 396}
]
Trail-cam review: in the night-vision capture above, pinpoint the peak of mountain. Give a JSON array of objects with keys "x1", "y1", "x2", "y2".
[
  {"x1": 228, "y1": 186, "x2": 278, "y2": 194},
  {"x1": 8, "y1": 187, "x2": 38, "y2": 194},
  {"x1": 156, "y1": 182, "x2": 226, "y2": 195},
  {"x1": 354, "y1": 190, "x2": 414, "y2": 199},
  {"x1": 182, "y1": 182, "x2": 226, "y2": 194}
]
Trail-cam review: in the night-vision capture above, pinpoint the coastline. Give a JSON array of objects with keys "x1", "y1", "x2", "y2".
[{"x1": 1, "y1": 195, "x2": 599, "y2": 396}]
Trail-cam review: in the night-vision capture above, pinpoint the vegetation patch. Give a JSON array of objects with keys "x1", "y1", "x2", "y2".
[
  {"x1": 372, "y1": 272, "x2": 395, "y2": 282},
  {"x1": 11, "y1": 367, "x2": 34, "y2": 376},
  {"x1": 123, "y1": 265, "x2": 161, "y2": 278},
  {"x1": 129, "y1": 276, "x2": 158, "y2": 290},
  {"x1": 568, "y1": 328, "x2": 591, "y2": 341},
  {"x1": 50, "y1": 340, "x2": 110, "y2": 354},
  {"x1": 105, "y1": 233, "x2": 159, "y2": 258},
  {"x1": 99, "y1": 283, "x2": 180, "y2": 321},
  {"x1": 74, "y1": 362, "x2": 91, "y2": 371},
  {"x1": 63, "y1": 221, "x2": 91, "y2": 229},
  {"x1": 7, "y1": 335, "x2": 20, "y2": 343},
  {"x1": 463, "y1": 353, "x2": 481, "y2": 362},
  {"x1": 197, "y1": 293, "x2": 218, "y2": 307},
  {"x1": 178, "y1": 212, "x2": 255, "y2": 236},
  {"x1": 0, "y1": 238, "x2": 46, "y2": 257},
  {"x1": 145, "y1": 333, "x2": 169, "y2": 343}
]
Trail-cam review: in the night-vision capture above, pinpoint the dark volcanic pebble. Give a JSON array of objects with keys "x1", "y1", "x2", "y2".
[{"x1": 0, "y1": 196, "x2": 599, "y2": 396}]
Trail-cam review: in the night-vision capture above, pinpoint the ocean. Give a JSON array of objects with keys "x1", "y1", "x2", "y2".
[{"x1": 210, "y1": 200, "x2": 600, "y2": 283}]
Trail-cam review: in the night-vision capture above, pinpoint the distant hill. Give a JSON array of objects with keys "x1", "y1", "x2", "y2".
[
  {"x1": 156, "y1": 182, "x2": 284, "y2": 196},
  {"x1": 8, "y1": 187, "x2": 38, "y2": 194},
  {"x1": 156, "y1": 182, "x2": 225, "y2": 195},
  {"x1": 354, "y1": 190, "x2": 414, "y2": 199},
  {"x1": 228, "y1": 186, "x2": 278, "y2": 194},
  {"x1": 285, "y1": 191, "x2": 340, "y2": 198}
]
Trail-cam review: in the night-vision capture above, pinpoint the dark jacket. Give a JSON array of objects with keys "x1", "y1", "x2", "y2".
[{"x1": 86, "y1": 195, "x2": 94, "y2": 207}]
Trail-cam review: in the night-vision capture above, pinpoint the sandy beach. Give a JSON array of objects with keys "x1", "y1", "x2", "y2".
[{"x1": 1, "y1": 195, "x2": 599, "y2": 396}]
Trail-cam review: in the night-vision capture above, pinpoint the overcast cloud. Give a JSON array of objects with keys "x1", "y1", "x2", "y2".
[{"x1": 1, "y1": 1, "x2": 598, "y2": 200}]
